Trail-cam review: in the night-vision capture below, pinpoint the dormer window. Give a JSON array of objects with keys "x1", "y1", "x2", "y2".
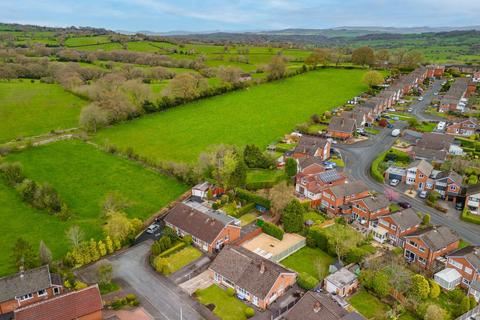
[
  {"x1": 17, "y1": 293, "x2": 33, "y2": 301},
  {"x1": 37, "y1": 289, "x2": 47, "y2": 297}
]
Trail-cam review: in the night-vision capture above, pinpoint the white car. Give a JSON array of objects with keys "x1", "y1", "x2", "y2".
[
  {"x1": 434, "y1": 92, "x2": 439, "y2": 96},
  {"x1": 391, "y1": 129, "x2": 401, "y2": 137},
  {"x1": 146, "y1": 224, "x2": 160, "y2": 234},
  {"x1": 418, "y1": 97, "x2": 424, "y2": 101},
  {"x1": 407, "y1": 108, "x2": 413, "y2": 112},
  {"x1": 390, "y1": 179, "x2": 400, "y2": 186},
  {"x1": 419, "y1": 191, "x2": 428, "y2": 199}
]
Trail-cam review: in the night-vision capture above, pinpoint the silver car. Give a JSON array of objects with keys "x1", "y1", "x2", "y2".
[
  {"x1": 390, "y1": 179, "x2": 400, "y2": 186},
  {"x1": 146, "y1": 224, "x2": 160, "y2": 234}
]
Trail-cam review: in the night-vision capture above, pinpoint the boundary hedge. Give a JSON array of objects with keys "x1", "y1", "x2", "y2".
[
  {"x1": 236, "y1": 188, "x2": 271, "y2": 209},
  {"x1": 257, "y1": 220, "x2": 284, "y2": 240},
  {"x1": 461, "y1": 209, "x2": 480, "y2": 225}
]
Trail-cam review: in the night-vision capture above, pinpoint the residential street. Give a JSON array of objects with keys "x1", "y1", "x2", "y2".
[
  {"x1": 411, "y1": 79, "x2": 444, "y2": 122},
  {"x1": 108, "y1": 241, "x2": 208, "y2": 320},
  {"x1": 337, "y1": 122, "x2": 480, "y2": 245}
]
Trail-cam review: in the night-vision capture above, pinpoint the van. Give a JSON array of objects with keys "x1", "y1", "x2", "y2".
[
  {"x1": 437, "y1": 121, "x2": 446, "y2": 130},
  {"x1": 391, "y1": 129, "x2": 400, "y2": 137}
]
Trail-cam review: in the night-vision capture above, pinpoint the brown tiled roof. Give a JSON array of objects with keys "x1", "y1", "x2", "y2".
[
  {"x1": 328, "y1": 117, "x2": 356, "y2": 134},
  {"x1": 14, "y1": 285, "x2": 102, "y2": 320},
  {"x1": 164, "y1": 202, "x2": 236, "y2": 243},
  {"x1": 209, "y1": 245, "x2": 294, "y2": 300},
  {"x1": 466, "y1": 184, "x2": 480, "y2": 196},
  {"x1": 356, "y1": 194, "x2": 390, "y2": 212},
  {"x1": 405, "y1": 225, "x2": 459, "y2": 251},
  {"x1": 447, "y1": 246, "x2": 480, "y2": 271},
  {"x1": 285, "y1": 292, "x2": 364, "y2": 320},
  {"x1": 340, "y1": 111, "x2": 365, "y2": 126},
  {"x1": 408, "y1": 159, "x2": 434, "y2": 177},
  {"x1": 382, "y1": 208, "x2": 421, "y2": 231},
  {"x1": 294, "y1": 136, "x2": 329, "y2": 157},
  {"x1": 0, "y1": 265, "x2": 54, "y2": 302},
  {"x1": 329, "y1": 181, "x2": 369, "y2": 198},
  {"x1": 298, "y1": 157, "x2": 325, "y2": 172}
]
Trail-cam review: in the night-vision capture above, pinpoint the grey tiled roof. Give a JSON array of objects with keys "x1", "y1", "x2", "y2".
[
  {"x1": 408, "y1": 159, "x2": 434, "y2": 176},
  {"x1": 0, "y1": 265, "x2": 53, "y2": 302},
  {"x1": 294, "y1": 136, "x2": 328, "y2": 157},
  {"x1": 447, "y1": 246, "x2": 480, "y2": 271},
  {"x1": 328, "y1": 117, "x2": 356, "y2": 134},
  {"x1": 209, "y1": 245, "x2": 293, "y2": 300},
  {"x1": 405, "y1": 226, "x2": 459, "y2": 251},
  {"x1": 382, "y1": 208, "x2": 421, "y2": 230},
  {"x1": 330, "y1": 181, "x2": 369, "y2": 198},
  {"x1": 359, "y1": 194, "x2": 390, "y2": 212}
]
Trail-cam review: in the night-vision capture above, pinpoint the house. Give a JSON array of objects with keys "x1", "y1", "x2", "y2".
[
  {"x1": 353, "y1": 105, "x2": 375, "y2": 124},
  {"x1": 239, "y1": 73, "x2": 252, "y2": 82},
  {"x1": 446, "y1": 118, "x2": 478, "y2": 137},
  {"x1": 439, "y1": 78, "x2": 469, "y2": 112},
  {"x1": 295, "y1": 170, "x2": 346, "y2": 205},
  {"x1": 403, "y1": 226, "x2": 460, "y2": 270},
  {"x1": 400, "y1": 129, "x2": 423, "y2": 146},
  {"x1": 13, "y1": 285, "x2": 103, "y2": 320},
  {"x1": 431, "y1": 170, "x2": 464, "y2": 202},
  {"x1": 293, "y1": 136, "x2": 331, "y2": 160},
  {"x1": 208, "y1": 245, "x2": 296, "y2": 309},
  {"x1": 324, "y1": 268, "x2": 359, "y2": 297},
  {"x1": 405, "y1": 159, "x2": 434, "y2": 191},
  {"x1": 284, "y1": 291, "x2": 365, "y2": 320},
  {"x1": 320, "y1": 181, "x2": 370, "y2": 215},
  {"x1": 465, "y1": 184, "x2": 480, "y2": 215},
  {"x1": 327, "y1": 117, "x2": 357, "y2": 140},
  {"x1": 411, "y1": 133, "x2": 457, "y2": 162},
  {"x1": 473, "y1": 71, "x2": 480, "y2": 83},
  {"x1": 445, "y1": 246, "x2": 480, "y2": 298},
  {"x1": 296, "y1": 157, "x2": 325, "y2": 174},
  {"x1": 426, "y1": 65, "x2": 445, "y2": 78},
  {"x1": 377, "y1": 208, "x2": 422, "y2": 246},
  {"x1": 351, "y1": 194, "x2": 390, "y2": 228},
  {"x1": 164, "y1": 200, "x2": 241, "y2": 253},
  {"x1": 340, "y1": 111, "x2": 365, "y2": 128},
  {"x1": 0, "y1": 265, "x2": 63, "y2": 316}
]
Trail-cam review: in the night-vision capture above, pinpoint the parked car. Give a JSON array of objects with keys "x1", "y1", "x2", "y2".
[
  {"x1": 398, "y1": 202, "x2": 412, "y2": 209},
  {"x1": 387, "y1": 123, "x2": 394, "y2": 129},
  {"x1": 390, "y1": 179, "x2": 400, "y2": 186},
  {"x1": 455, "y1": 202, "x2": 464, "y2": 210},
  {"x1": 419, "y1": 190, "x2": 428, "y2": 199},
  {"x1": 407, "y1": 108, "x2": 413, "y2": 112},
  {"x1": 323, "y1": 161, "x2": 337, "y2": 169},
  {"x1": 387, "y1": 108, "x2": 396, "y2": 112},
  {"x1": 356, "y1": 128, "x2": 365, "y2": 134},
  {"x1": 391, "y1": 129, "x2": 401, "y2": 137},
  {"x1": 434, "y1": 92, "x2": 439, "y2": 96},
  {"x1": 437, "y1": 121, "x2": 446, "y2": 130},
  {"x1": 418, "y1": 97, "x2": 424, "y2": 101},
  {"x1": 146, "y1": 224, "x2": 160, "y2": 234}
]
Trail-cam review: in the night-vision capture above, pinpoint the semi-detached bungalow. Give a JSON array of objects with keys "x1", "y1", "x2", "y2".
[
  {"x1": 327, "y1": 117, "x2": 356, "y2": 140},
  {"x1": 293, "y1": 136, "x2": 331, "y2": 161},
  {"x1": 164, "y1": 200, "x2": 241, "y2": 253},
  {"x1": 209, "y1": 245, "x2": 296, "y2": 309}
]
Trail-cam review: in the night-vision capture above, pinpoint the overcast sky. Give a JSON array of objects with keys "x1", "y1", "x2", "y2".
[{"x1": 1, "y1": 0, "x2": 479, "y2": 32}]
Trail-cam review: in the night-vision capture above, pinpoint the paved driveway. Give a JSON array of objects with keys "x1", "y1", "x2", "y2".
[
  {"x1": 411, "y1": 79, "x2": 444, "y2": 122},
  {"x1": 108, "y1": 241, "x2": 207, "y2": 320}
]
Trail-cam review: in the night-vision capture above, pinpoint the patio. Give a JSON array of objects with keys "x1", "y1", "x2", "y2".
[{"x1": 241, "y1": 232, "x2": 306, "y2": 262}]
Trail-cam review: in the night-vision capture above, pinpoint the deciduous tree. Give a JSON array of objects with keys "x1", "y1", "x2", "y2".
[
  {"x1": 282, "y1": 199, "x2": 305, "y2": 233},
  {"x1": 352, "y1": 46, "x2": 375, "y2": 67},
  {"x1": 39, "y1": 240, "x2": 52, "y2": 266},
  {"x1": 363, "y1": 70, "x2": 384, "y2": 88}
]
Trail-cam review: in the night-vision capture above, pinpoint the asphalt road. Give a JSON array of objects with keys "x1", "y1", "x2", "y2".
[
  {"x1": 411, "y1": 79, "x2": 444, "y2": 122},
  {"x1": 109, "y1": 241, "x2": 205, "y2": 320},
  {"x1": 336, "y1": 121, "x2": 480, "y2": 245}
]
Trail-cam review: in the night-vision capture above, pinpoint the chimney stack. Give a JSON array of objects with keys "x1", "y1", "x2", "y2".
[{"x1": 260, "y1": 261, "x2": 265, "y2": 274}]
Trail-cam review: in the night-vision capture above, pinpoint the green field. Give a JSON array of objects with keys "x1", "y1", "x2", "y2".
[
  {"x1": 196, "y1": 285, "x2": 250, "y2": 320},
  {"x1": 280, "y1": 246, "x2": 334, "y2": 281},
  {"x1": 348, "y1": 289, "x2": 391, "y2": 319},
  {"x1": 1, "y1": 140, "x2": 187, "y2": 275},
  {"x1": 94, "y1": 68, "x2": 368, "y2": 163},
  {"x1": 0, "y1": 80, "x2": 87, "y2": 143}
]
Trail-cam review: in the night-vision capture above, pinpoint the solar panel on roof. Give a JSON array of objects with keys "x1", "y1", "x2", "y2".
[{"x1": 318, "y1": 170, "x2": 342, "y2": 183}]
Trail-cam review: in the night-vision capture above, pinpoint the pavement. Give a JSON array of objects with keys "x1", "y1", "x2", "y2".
[
  {"x1": 336, "y1": 108, "x2": 480, "y2": 245},
  {"x1": 108, "y1": 241, "x2": 212, "y2": 320}
]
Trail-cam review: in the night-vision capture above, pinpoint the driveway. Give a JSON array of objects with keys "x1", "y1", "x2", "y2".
[
  {"x1": 108, "y1": 241, "x2": 209, "y2": 320},
  {"x1": 336, "y1": 121, "x2": 480, "y2": 245}
]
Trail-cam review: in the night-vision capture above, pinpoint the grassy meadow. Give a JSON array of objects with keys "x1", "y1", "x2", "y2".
[
  {"x1": 94, "y1": 68, "x2": 369, "y2": 163},
  {"x1": 0, "y1": 140, "x2": 187, "y2": 275},
  {"x1": 0, "y1": 80, "x2": 87, "y2": 143}
]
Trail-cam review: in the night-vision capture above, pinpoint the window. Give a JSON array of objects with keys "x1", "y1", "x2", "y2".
[
  {"x1": 391, "y1": 225, "x2": 397, "y2": 231},
  {"x1": 408, "y1": 178, "x2": 416, "y2": 183},
  {"x1": 419, "y1": 174, "x2": 424, "y2": 178},
  {"x1": 462, "y1": 278, "x2": 471, "y2": 285},
  {"x1": 37, "y1": 289, "x2": 47, "y2": 297},
  {"x1": 449, "y1": 185, "x2": 456, "y2": 191},
  {"x1": 465, "y1": 267, "x2": 473, "y2": 275},
  {"x1": 17, "y1": 293, "x2": 33, "y2": 301},
  {"x1": 448, "y1": 259, "x2": 463, "y2": 270},
  {"x1": 418, "y1": 257, "x2": 426, "y2": 264},
  {"x1": 53, "y1": 287, "x2": 61, "y2": 295},
  {"x1": 379, "y1": 220, "x2": 389, "y2": 227},
  {"x1": 407, "y1": 240, "x2": 418, "y2": 248},
  {"x1": 419, "y1": 247, "x2": 425, "y2": 253}
]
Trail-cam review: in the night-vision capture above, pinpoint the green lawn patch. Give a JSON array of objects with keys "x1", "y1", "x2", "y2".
[
  {"x1": 348, "y1": 289, "x2": 391, "y2": 320},
  {"x1": 99, "y1": 282, "x2": 121, "y2": 295},
  {"x1": 365, "y1": 127, "x2": 380, "y2": 135},
  {"x1": 245, "y1": 169, "x2": 285, "y2": 190},
  {"x1": 461, "y1": 208, "x2": 480, "y2": 225},
  {"x1": 94, "y1": 69, "x2": 369, "y2": 163},
  {"x1": 239, "y1": 213, "x2": 258, "y2": 226},
  {"x1": 1, "y1": 140, "x2": 187, "y2": 276},
  {"x1": 330, "y1": 157, "x2": 345, "y2": 167},
  {"x1": 280, "y1": 246, "x2": 334, "y2": 281},
  {"x1": 0, "y1": 80, "x2": 87, "y2": 143},
  {"x1": 166, "y1": 246, "x2": 202, "y2": 274},
  {"x1": 389, "y1": 203, "x2": 401, "y2": 213},
  {"x1": 196, "y1": 285, "x2": 250, "y2": 320},
  {"x1": 303, "y1": 211, "x2": 325, "y2": 225}
]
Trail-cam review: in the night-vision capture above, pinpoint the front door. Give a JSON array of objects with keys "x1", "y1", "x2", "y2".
[{"x1": 418, "y1": 182, "x2": 424, "y2": 190}]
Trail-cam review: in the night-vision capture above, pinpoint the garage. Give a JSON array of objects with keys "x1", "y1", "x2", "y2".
[{"x1": 385, "y1": 167, "x2": 406, "y2": 182}]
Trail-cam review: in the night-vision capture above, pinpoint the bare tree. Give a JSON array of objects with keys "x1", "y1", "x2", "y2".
[
  {"x1": 79, "y1": 103, "x2": 109, "y2": 133},
  {"x1": 164, "y1": 72, "x2": 207, "y2": 99},
  {"x1": 39, "y1": 240, "x2": 52, "y2": 266},
  {"x1": 217, "y1": 66, "x2": 242, "y2": 84},
  {"x1": 268, "y1": 181, "x2": 294, "y2": 222},
  {"x1": 66, "y1": 226, "x2": 84, "y2": 248},
  {"x1": 266, "y1": 55, "x2": 287, "y2": 80}
]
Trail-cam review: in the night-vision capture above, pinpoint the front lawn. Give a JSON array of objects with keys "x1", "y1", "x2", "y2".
[
  {"x1": 365, "y1": 127, "x2": 380, "y2": 135},
  {"x1": 239, "y1": 213, "x2": 258, "y2": 226},
  {"x1": 166, "y1": 246, "x2": 203, "y2": 274},
  {"x1": 246, "y1": 169, "x2": 285, "y2": 190},
  {"x1": 348, "y1": 289, "x2": 391, "y2": 320},
  {"x1": 303, "y1": 211, "x2": 326, "y2": 225},
  {"x1": 330, "y1": 157, "x2": 345, "y2": 167},
  {"x1": 1, "y1": 140, "x2": 187, "y2": 276},
  {"x1": 196, "y1": 285, "x2": 250, "y2": 320},
  {"x1": 280, "y1": 246, "x2": 334, "y2": 281},
  {"x1": 417, "y1": 122, "x2": 437, "y2": 132},
  {"x1": 94, "y1": 69, "x2": 369, "y2": 163}
]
